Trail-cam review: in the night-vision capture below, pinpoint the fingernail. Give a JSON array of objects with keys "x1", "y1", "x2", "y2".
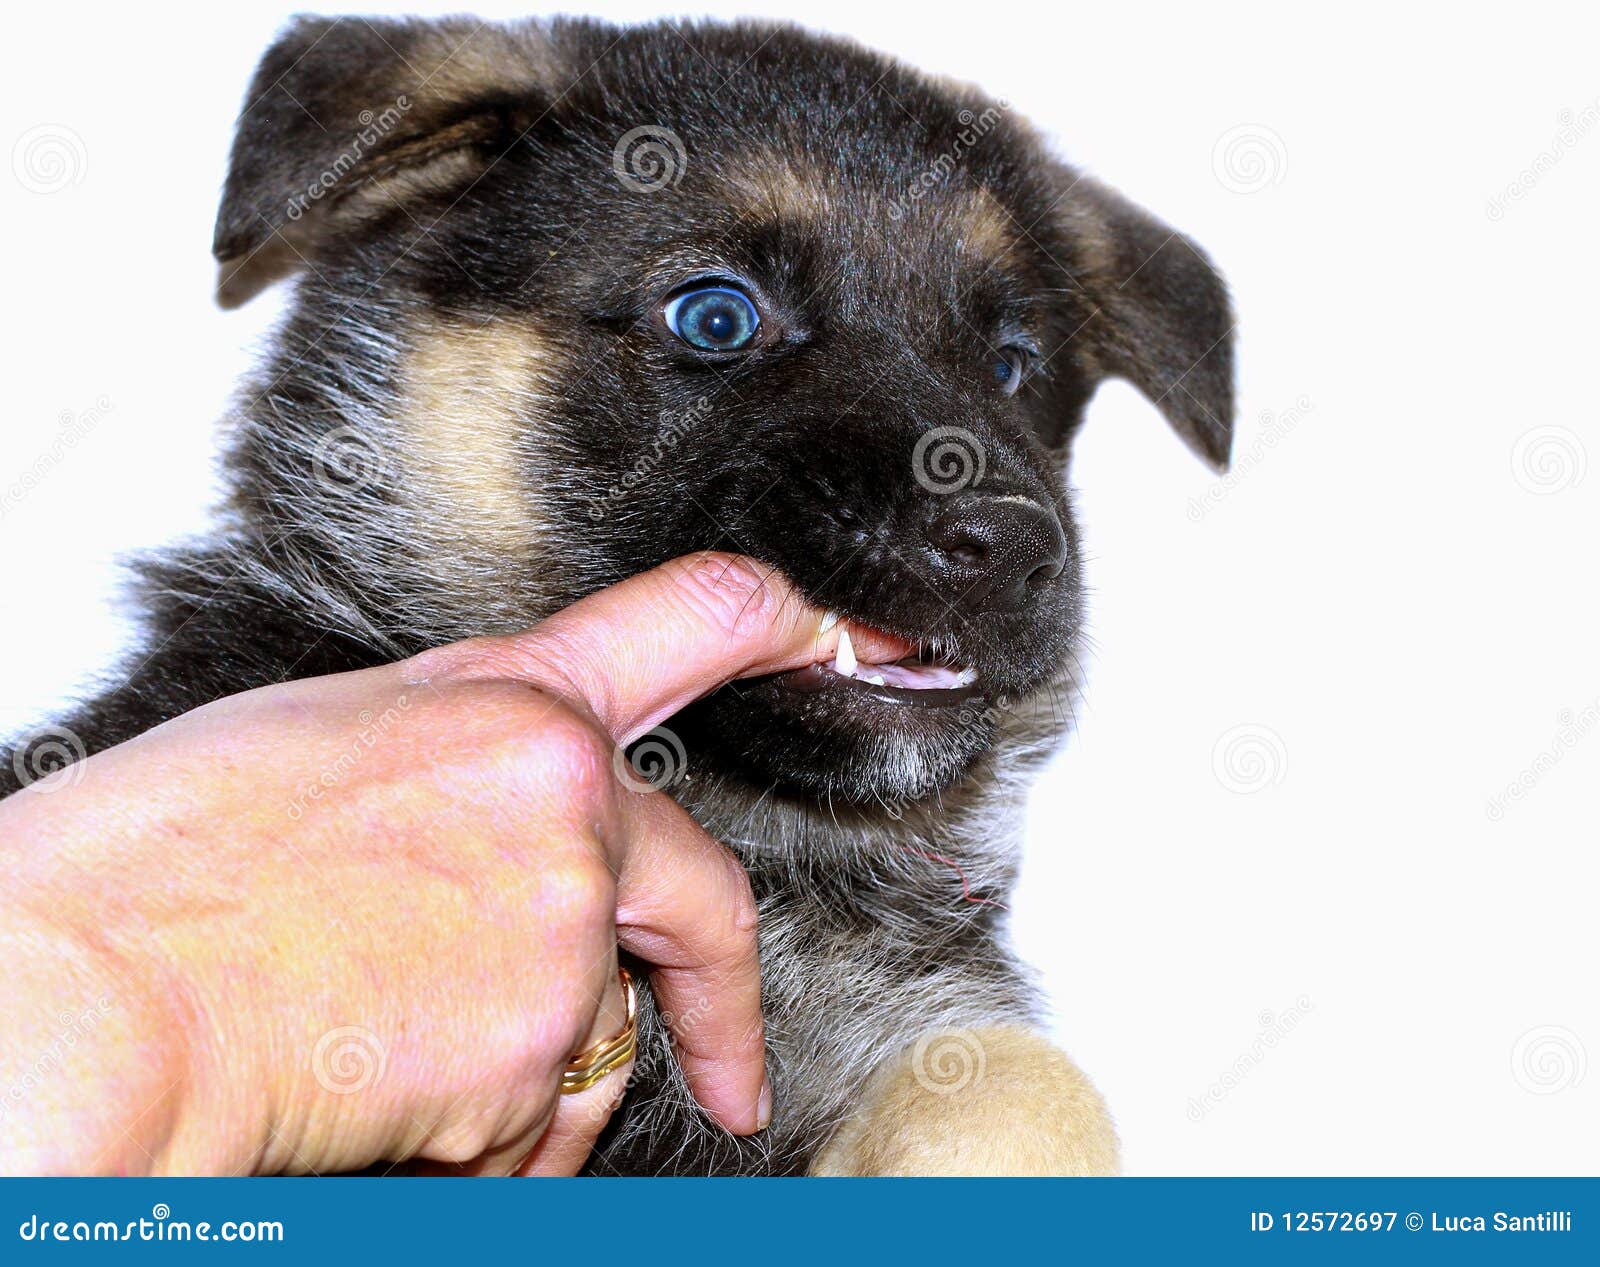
[{"x1": 757, "y1": 1077, "x2": 773, "y2": 1130}]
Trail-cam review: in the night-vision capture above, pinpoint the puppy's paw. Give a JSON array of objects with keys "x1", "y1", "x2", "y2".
[{"x1": 811, "y1": 1025, "x2": 1119, "y2": 1176}]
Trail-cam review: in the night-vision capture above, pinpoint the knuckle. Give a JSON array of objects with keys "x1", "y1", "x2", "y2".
[
  {"x1": 521, "y1": 708, "x2": 614, "y2": 800},
  {"x1": 420, "y1": 1114, "x2": 500, "y2": 1166},
  {"x1": 438, "y1": 682, "x2": 613, "y2": 803},
  {"x1": 668, "y1": 552, "x2": 788, "y2": 640},
  {"x1": 726, "y1": 1013, "x2": 768, "y2": 1065},
  {"x1": 713, "y1": 848, "x2": 761, "y2": 947},
  {"x1": 541, "y1": 850, "x2": 618, "y2": 926},
  {"x1": 401, "y1": 634, "x2": 504, "y2": 685},
  {"x1": 406, "y1": 633, "x2": 593, "y2": 716}
]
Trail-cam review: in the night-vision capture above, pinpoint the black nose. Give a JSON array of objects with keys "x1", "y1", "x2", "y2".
[{"x1": 923, "y1": 494, "x2": 1067, "y2": 613}]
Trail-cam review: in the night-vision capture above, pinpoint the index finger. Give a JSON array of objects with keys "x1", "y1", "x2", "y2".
[
  {"x1": 612, "y1": 790, "x2": 768, "y2": 1135},
  {"x1": 433, "y1": 552, "x2": 912, "y2": 744}
]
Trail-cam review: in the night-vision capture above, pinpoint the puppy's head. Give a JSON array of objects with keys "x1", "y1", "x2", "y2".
[{"x1": 217, "y1": 16, "x2": 1233, "y2": 805}]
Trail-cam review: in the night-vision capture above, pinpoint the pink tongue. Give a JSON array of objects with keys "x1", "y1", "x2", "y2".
[{"x1": 857, "y1": 660, "x2": 969, "y2": 689}]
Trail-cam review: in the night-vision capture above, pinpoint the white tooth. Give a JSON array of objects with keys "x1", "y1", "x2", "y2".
[
  {"x1": 835, "y1": 627, "x2": 857, "y2": 677},
  {"x1": 953, "y1": 666, "x2": 978, "y2": 687},
  {"x1": 819, "y1": 609, "x2": 841, "y2": 634},
  {"x1": 863, "y1": 672, "x2": 887, "y2": 686}
]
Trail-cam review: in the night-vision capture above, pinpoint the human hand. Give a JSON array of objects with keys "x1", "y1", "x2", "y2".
[{"x1": 0, "y1": 552, "x2": 908, "y2": 1175}]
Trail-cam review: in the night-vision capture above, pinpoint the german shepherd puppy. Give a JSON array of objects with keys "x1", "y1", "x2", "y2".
[{"x1": 2, "y1": 16, "x2": 1233, "y2": 1174}]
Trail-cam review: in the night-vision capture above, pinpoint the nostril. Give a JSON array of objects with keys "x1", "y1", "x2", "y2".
[
  {"x1": 924, "y1": 493, "x2": 1067, "y2": 613},
  {"x1": 1025, "y1": 559, "x2": 1061, "y2": 589},
  {"x1": 925, "y1": 515, "x2": 990, "y2": 571}
]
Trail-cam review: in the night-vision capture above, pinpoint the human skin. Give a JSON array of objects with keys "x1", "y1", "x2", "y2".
[{"x1": 0, "y1": 552, "x2": 909, "y2": 1176}]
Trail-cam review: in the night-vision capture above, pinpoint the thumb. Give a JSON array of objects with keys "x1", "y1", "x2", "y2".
[{"x1": 425, "y1": 552, "x2": 911, "y2": 744}]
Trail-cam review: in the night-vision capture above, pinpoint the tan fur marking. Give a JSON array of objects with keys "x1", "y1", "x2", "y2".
[
  {"x1": 811, "y1": 1026, "x2": 1120, "y2": 1176},
  {"x1": 335, "y1": 149, "x2": 487, "y2": 228},
  {"x1": 956, "y1": 188, "x2": 1023, "y2": 265},
  {"x1": 400, "y1": 318, "x2": 550, "y2": 563},
  {"x1": 718, "y1": 153, "x2": 838, "y2": 224},
  {"x1": 408, "y1": 24, "x2": 561, "y2": 104}
]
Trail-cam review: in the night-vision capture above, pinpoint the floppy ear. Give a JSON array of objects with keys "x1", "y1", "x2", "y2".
[
  {"x1": 1057, "y1": 176, "x2": 1236, "y2": 471},
  {"x1": 212, "y1": 15, "x2": 556, "y2": 307}
]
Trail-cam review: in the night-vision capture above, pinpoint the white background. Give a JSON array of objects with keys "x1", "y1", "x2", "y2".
[{"x1": 2, "y1": 1, "x2": 1596, "y2": 1174}]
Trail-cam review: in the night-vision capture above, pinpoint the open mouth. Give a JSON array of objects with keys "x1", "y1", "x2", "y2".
[{"x1": 773, "y1": 624, "x2": 981, "y2": 708}]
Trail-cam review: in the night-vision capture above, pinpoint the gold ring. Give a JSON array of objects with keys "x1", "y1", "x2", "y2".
[{"x1": 560, "y1": 967, "x2": 637, "y2": 1094}]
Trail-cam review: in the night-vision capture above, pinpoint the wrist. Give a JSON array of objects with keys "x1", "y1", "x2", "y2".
[{"x1": 0, "y1": 893, "x2": 267, "y2": 1175}]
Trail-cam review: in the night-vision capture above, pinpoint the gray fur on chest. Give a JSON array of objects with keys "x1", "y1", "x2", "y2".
[{"x1": 586, "y1": 730, "x2": 1056, "y2": 1176}]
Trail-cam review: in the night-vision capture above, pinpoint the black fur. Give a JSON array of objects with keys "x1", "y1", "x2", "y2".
[{"x1": 2, "y1": 16, "x2": 1233, "y2": 1174}]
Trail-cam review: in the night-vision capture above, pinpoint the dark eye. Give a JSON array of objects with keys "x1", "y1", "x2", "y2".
[
  {"x1": 663, "y1": 285, "x2": 761, "y2": 352},
  {"x1": 992, "y1": 347, "x2": 1028, "y2": 396}
]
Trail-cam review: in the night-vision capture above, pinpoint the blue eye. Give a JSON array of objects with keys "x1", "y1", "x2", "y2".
[
  {"x1": 992, "y1": 348, "x2": 1027, "y2": 396},
  {"x1": 664, "y1": 286, "x2": 761, "y2": 352}
]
